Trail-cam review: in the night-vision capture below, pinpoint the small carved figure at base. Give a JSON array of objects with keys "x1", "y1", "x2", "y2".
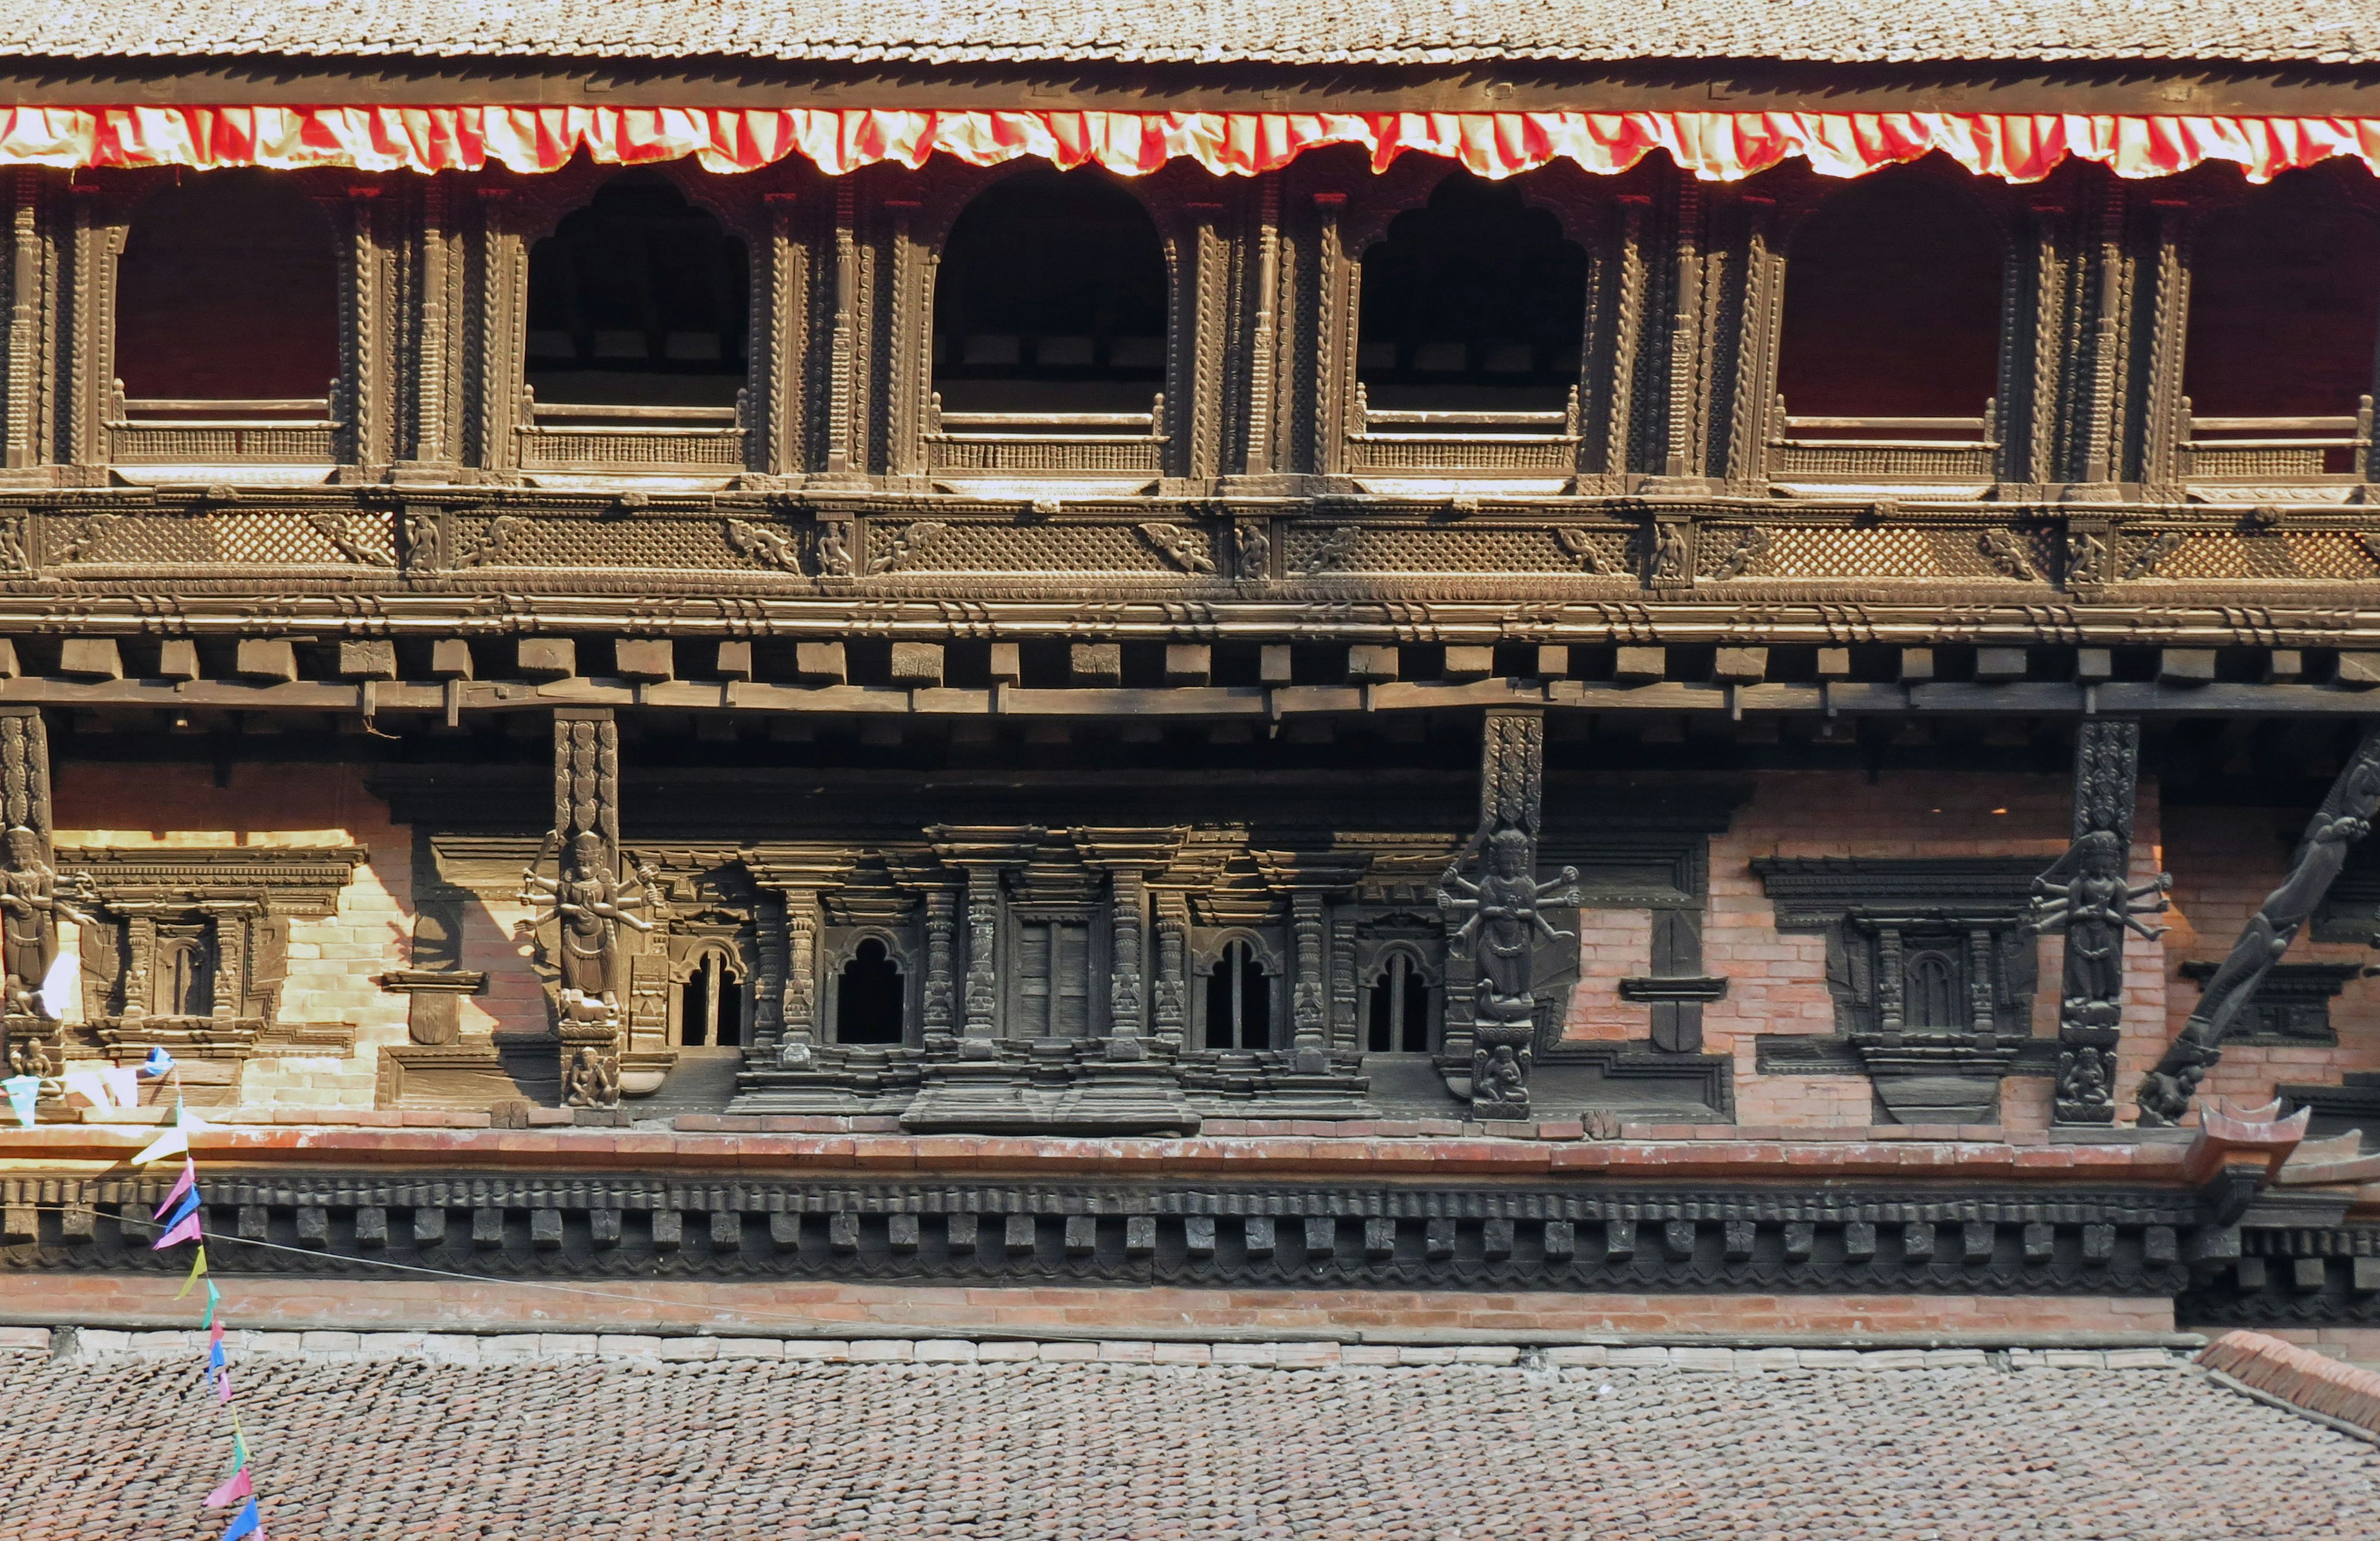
[
  {"x1": 2136, "y1": 1050, "x2": 2214, "y2": 1128},
  {"x1": 5, "y1": 1033, "x2": 56, "y2": 1079},
  {"x1": 1473, "y1": 1043, "x2": 1531, "y2": 1117},
  {"x1": 563, "y1": 1046, "x2": 622, "y2": 1110},
  {"x1": 557, "y1": 987, "x2": 622, "y2": 1030},
  {"x1": 2054, "y1": 1045, "x2": 2113, "y2": 1123}
]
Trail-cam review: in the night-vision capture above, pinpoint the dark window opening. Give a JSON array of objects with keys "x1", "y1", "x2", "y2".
[
  {"x1": 2184, "y1": 171, "x2": 2380, "y2": 473},
  {"x1": 678, "y1": 951, "x2": 743, "y2": 1048},
  {"x1": 526, "y1": 173, "x2": 749, "y2": 410},
  {"x1": 1356, "y1": 171, "x2": 1587, "y2": 420},
  {"x1": 835, "y1": 938, "x2": 905, "y2": 1045},
  {"x1": 1367, "y1": 954, "x2": 1432, "y2": 1053},
  {"x1": 1205, "y1": 940, "x2": 1272, "y2": 1051},
  {"x1": 1902, "y1": 948, "x2": 1963, "y2": 1031},
  {"x1": 154, "y1": 937, "x2": 213, "y2": 1018},
  {"x1": 1776, "y1": 167, "x2": 2003, "y2": 437},
  {"x1": 932, "y1": 169, "x2": 1166, "y2": 417},
  {"x1": 115, "y1": 169, "x2": 340, "y2": 410}
]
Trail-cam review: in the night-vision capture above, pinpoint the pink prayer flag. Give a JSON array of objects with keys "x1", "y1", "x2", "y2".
[
  {"x1": 214, "y1": 1367, "x2": 232, "y2": 1403},
  {"x1": 153, "y1": 1157, "x2": 196, "y2": 1219},
  {"x1": 205, "y1": 1466, "x2": 252, "y2": 1508},
  {"x1": 151, "y1": 1211, "x2": 203, "y2": 1250}
]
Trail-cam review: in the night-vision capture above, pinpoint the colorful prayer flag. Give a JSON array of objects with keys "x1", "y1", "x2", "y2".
[
  {"x1": 152, "y1": 1211, "x2": 203, "y2": 1250},
  {"x1": 35, "y1": 950, "x2": 76, "y2": 1020},
  {"x1": 174, "y1": 1244, "x2": 208, "y2": 1298},
  {"x1": 130, "y1": 1124, "x2": 188, "y2": 1165},
  {"x1": 60, "y1": 1068, "x2": 113, "y2": 1109},
  {"x1": 99, "y1": 1064, "x2": 139, "y2": 1108},
  {"x1": 154, "y1": 1157, "x2": 196, "y2": 1218},
  {"x1": 2, "y1": 1073, "x2": 37, "y2": 1128},
  {"x1": 161, "y1": 1185, "x2": 202, "y2": 1229},
  {"x1": 205, "y1": 1467, "x2": 252, "y2": 1508},
  {"x1": 140, "y1": 1046, "x2": 175, "y2": 1077},
  {"x1": 218, "y1": 1497, "x2": 261, "y2": 1540}
]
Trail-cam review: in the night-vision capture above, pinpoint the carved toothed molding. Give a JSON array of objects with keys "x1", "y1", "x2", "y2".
[{"x1": 55, "y1": 846, "x2": 368, "y2": 919}]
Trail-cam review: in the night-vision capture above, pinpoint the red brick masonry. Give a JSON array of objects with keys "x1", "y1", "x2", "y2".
[{"x1": 2200, "y1": 1331, "x2": 2380, "y2": 1441}]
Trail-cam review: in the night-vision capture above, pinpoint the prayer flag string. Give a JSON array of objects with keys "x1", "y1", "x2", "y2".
[{"x1": 125, "y1": 1050, "x2": 270, "y2": 1541}]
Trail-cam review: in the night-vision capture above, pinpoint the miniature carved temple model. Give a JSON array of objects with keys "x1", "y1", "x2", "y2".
[
  {"x1": 518, "y1": 709, "x2": 653, "y2": 1109},
  {"x1": 2025, "y1": 719, "x2": 2171, "y2": 1125},
  {"x1": 1437, "y1": 708, "x2": 1578, "y2": 1120},
  {"x1": 2137, "y1": 723, "x2": 2380, "y2": 1127}
]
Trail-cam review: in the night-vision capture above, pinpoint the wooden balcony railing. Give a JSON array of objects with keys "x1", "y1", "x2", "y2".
[
  {"x1": 2181, "y1": 396, "x2": 2371, "y2": 481},
  {"x1": 1767, "y1": 396, "x2": 1999, "y2": 484},
  {"x1": 924, "y1": 392, "x2": 1166, "y2": 474},
  {"x1": 515, "y1": 387, "x2": 748, "y2": 470},
  {"x1": 108, "y1": 381, "x2": 342, "y2": 465}
]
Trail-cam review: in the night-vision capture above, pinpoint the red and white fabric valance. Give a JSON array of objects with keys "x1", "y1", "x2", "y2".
[{"x1": 4, "y1": 105, "x2": 2380, "y2": 183}]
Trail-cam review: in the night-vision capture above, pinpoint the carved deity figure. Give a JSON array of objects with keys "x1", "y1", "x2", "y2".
[
  {"x1": 0, "y1": 825, "x2": 92, "y2": 1019},
  {"x1": 562, "y1": 1045, "x2": 621, "y2": 1109},
  {"x1": 1651, "y1": 521, "x2": 1691, "y2": 582},
  {"x1": 2025, "y1": 830, "x2": 2169, "y2": 1027},
  {"x1": 519, "y1": 832, "x2": 652, "y2": 1020},
  {"x1": 1476, "y1": 1043, "x2": 1528, "y2": 1111},
  {"x1": 1441, "y1": 828, "x2": 1580, "y2": 1025}
]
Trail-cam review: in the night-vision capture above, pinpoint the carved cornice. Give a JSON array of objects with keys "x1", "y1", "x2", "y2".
[
  {"x1": 57, "y1": 846, "x2": 368, "y2": 918},
  {"x1": 1750, "y1": 856, "x2": 2048, "y2": 930}
]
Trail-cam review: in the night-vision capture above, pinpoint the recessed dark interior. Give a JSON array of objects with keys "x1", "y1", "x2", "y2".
[{"x1": 2184, "y1": 170, "x2": 2380, "y2": 421}]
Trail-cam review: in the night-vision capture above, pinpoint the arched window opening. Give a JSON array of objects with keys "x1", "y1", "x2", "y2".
[
  {"x1": 931, "y1": 169, "x2": 1167, "y2": 431},
  {"x1": 1355, "y1": 172, "x2": 1587, "y2": 430},
  {"x1": 1902, "y1": 951, "x2": 1962, "y2": 1032},
  {"x1": 677, "y1": 949, "x2": 743, "y2": 1048},
  {"x1": 2183, "y1": 172, "x2": 2380, "y2": 476},
  {"x1": 1776, "y1": 168, "x2": 2003, "y2": 444},
  {"x1": 115, "y1": 170, "x2": 340, "y2": 420},
  {"x1": 836, "y1": 938, "x2": 906, "y2": 1046},
  {"x1": 153, "y1": 937, "x2": 213, "y2": 1019},
  {"x1": 525, "y1": 173, "x2": 749, "y2": 415},
  {"x1": 1366, "y1": 953, "x2": 1432, "y2": 1053},
  {"x1": 1204, "y1": 941, "x2": 1272, "y2": 1051}
]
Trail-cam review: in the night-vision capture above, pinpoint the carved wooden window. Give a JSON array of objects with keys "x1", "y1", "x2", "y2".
[
  {"x1": 2180, "y1": 170, "x2": 2380, "y2": 488},
  {"x1": 1349, "y1": 171, "x2": 1586, "y2": 480},
  {"x1": 1365, "y1": 951, "x2": 1432, "y2": 1053},
  {"x1": 677, "y1": 947, "x2": 744, "y2": 1048},
  {"x1": 152, "y1": 932, "x2": 213, "y2": 1019},
  {"x1": 110, "y1": 169, "x2": 342, "y2": 468},
  {"x1": 1011, "y1": 918, "x2": 1096, "y2": 1038},
  {"x1": 1204, "y1": 939, "x2": 1272, "y2": 1051},
  {"x1": 521, "y1": 172, "x2": 750, "y2": 463},
  {"x1": 834, "y1": 937, "x2": 906, "y2": 1046},
  {"x1": 1772, "y1": 166, "x2": 2003, "y2": 486},
  {"x1": 927, "y1": 169, "x2": 1168, "y2": 476}
]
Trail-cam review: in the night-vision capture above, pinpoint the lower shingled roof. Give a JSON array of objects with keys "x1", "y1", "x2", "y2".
[{"x1": 5, "y1": 1338, "x2": 2379, "y2": 1539}]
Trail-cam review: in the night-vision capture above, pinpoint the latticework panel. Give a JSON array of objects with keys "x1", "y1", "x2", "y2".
[
  {"x1": 519, "y1": 429, "x2": 746, "y2": 468},
  {"x1": 1747, "y1": 527, "x2": 2017, "y2": 581},
  {"x1": 110, "y1": 426, "x2": 338, "y2": 464},
  {"x1": 2118, "y1": 529, "x2": 2380, "y2": 582},
  {"x1": 927, "y1": 439, "x2": 1163, "y2": 473},
  {"x1": 871, "y1": 520, "x2": 1191, "y2": 577},
  {"x1": 47, "y1": 510, "x2": 396, "y2": 568},
  {"x1": 1348, "y1": 437, "x2": 1576, "y2": 472},
  {"x1": 1770, "y1": 444, "x2": 1995, "y2": 480},
  {"x1": 1282, "y1": 524, "x2": 1612, "y2": 577},
  {"x1": 447, "y1": 515, "x2": 749, "y2": 571}
]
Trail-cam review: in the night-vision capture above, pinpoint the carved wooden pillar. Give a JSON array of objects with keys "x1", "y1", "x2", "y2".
[
  {"x1": 2010, "y1": 194, "x2": 2077, "y2": 488},
  {"x1": 3, "y1": 167, "x2": 46, "y2": 476},
  {"x1": 928, "y1": 827, "x2": 1042, "y2": 1057},
  {"x1": 1240, "y1": 173, "x2": 1283, "y2": 478},
  {"x1": 1437, "y1": 708, "x2": 1579, "y2": 1120},
  {"x1": 64, "y1": 185, "x2": 117, "y2": 476},
  {"x1": 822, "y1": 180, "x2": 863, "y2": 480},
  {"x1": 2135, "y1": 199, "x2": 2192, "y2": 496},
  {"x1": 1657, "y1": 179, "x2": 1709, "y2": 481},
  {"x1": 1150, "y1": 892, "x2": 1191, "y2": 1050},
  {"x1": 1253, "y1": 852, "x2": 1370, "y2": 1075},
  {"x1": 759, "y1": 191, "x2": 809, "y2": 480},
  {"x1": 208, "y1": 905, "x2": 249, "y2": 1023},
  {"x1": 1310, "y1": 190, "x2": 1351, "y2": 480},
  {"x1": 338, "y1": 185, "x2": 387, "y2": 473},
  {"x1": 0, "y1": 708, "x2": 66, "y2": 1079},
  {"x1": 2074, "y1": 178, "x2": 2134, "y2": 491},
  {"x1": 744, "y1": 850, "x2": 855, "y2": 1068},
  {"x1": 1590, "y1": 194, "x2": 1651, "y2": 484},
  {"x1": 405, "y1": 175, "x2": 456, "y2": 472},
  {"x1": 1179, "y1": 198, "x2": 1229, "y2": 481},
  {"x1": 1073, "y1": 830, "x2": 1186, "y2": 1063},
  {"x1": 920, "y1": 886, "x2": 958, "y2": 1048},
  {"x1": 540, "y1": 708, "x2": 625, "y2": 1105},
  {"x1": 1720, "y1": 194, "x2": 1783, "y2": 488},
  {"x1": 2029, "y1": 719, "x2": 2168, "y2": 1125},
  {"x1": 469, "y1": 188, "x2": 526, "y2": 474}
]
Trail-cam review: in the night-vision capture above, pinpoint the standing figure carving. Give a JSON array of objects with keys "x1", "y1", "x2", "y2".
[
  {"x1": 1437, "y1": 709, "x2": 1578, "y2": 1120},
  {"x1": 519, "y1": 830, "x2": 653, "y2": 1022},
  {"x1": 2026, "y1": 720, "x2": 2168, "y2": 1125}
]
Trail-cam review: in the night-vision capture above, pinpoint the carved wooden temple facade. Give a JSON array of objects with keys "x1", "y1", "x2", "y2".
[{"x1": 7, "y1": 3, "x2": 2380, "y2": 1345}]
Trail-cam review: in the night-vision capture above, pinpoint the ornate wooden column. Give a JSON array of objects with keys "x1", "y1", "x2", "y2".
[
  {"x1": 1253, "y1": 851, "x2": 1371, "y2": 1075},
  {"x1": 743, "y1": 846, "x2": 855, "y2": 1068},
  {"x1": 0, "y1": 708, "x2": 76, "y2": 1086},
  {"x1": 926, "y1": 827, "x2": 1042, "y2": 1056},
  {"x1": 2, "y1": 167, "x2": 48, "y2": 480},
  {"x1": 1437, "y1": 708, "x2": 1579, "y2": 1120},
  {"x1": 1072, "y1": 830, "x2": 1186, "y2": 1062},
  {"x1": 2027, "y1": 720, "x2": 2171, "y2": 1124}
]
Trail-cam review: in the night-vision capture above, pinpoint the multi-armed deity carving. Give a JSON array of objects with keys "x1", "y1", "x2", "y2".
[
  {"x1": 2136, "y1": 723, "x2": 2380, "y2": 1126},
  {"x1": 2025, "y1": 720, "x2": 2170, "y2": 1124},
  {"x1": 518, "y1": 711, "x2": 654, "y2": 1108},
  {"x1": 1437, "y1": 709, "x2": 1577, "y2": 1120},
  {"x1": 0, "y1": 711, "x2": 95, "y2": 1081}
]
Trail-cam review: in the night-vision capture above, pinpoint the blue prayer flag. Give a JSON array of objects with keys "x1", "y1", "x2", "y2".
[
  {"x1": 141, "y1": 1047, "x2": 175, "y2": 1078},
  {"x1": 218, "y1": 1497, "x2": 261, "y2": 1541}
]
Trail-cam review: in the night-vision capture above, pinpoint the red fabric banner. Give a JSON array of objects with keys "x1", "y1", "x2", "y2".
[{"x1": 2, "y1": 106, "x2": 2378, "y2": 183}]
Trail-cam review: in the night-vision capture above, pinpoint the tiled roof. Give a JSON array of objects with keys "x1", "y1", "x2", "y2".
[
  {"x1": 9, "y1": 1337, "x2": 2379, "y2": 1539},
  {"x1": 2, "y1": 0, "x2": 2380, "y2": 67}
]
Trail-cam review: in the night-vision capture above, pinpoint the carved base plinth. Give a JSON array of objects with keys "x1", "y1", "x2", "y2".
[
  {"x1": 1179, "y1": 1048, "x2": 1372, "y2": 1120},
  {"x1": 1851, "y1": 1034, "x2": 2026, "y2": 1128},
  {"x1": 617, "y1": 1049, "x2": 679, "y2": 1099},
  {"x1": 1468, "y1": 1019, "x2": 1537, "y2": 1122},
  {"x1": 901, "y1": 1040, "x2": 1204, "y2": 1135},
  {"x1": 729, "y1": 1047, "x2": 928, "y2": 1115},
  {"x1": 379, "y1": 1040, "x2": 561, "y2": 1110},
  {"x1": 88, "y1": 1016, "x2": 265, "y2": 1105}
]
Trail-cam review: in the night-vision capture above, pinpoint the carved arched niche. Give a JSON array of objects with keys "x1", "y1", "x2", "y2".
[
  {"x1": 1362, "y1": 939, "x2": 1440, "y2": 1055},
  {"x1": 1302, "y1": 151, "x2": 1631, "y2": 489},
  {"x1": 899, "y1": 160, "x2": 1207, "y2": 488},
  {"x1": 825, "y1": 928, "x2": 912, "y2": 1047},
  {"x1": 1765, "y1": 157, "x2": 2014, "y2": 493},
  {"x1": 1191, "y1": 926, "x2": 1285, "y2": 1053},
  {"x1": 2175, "y1": 166, "x2": 2380, "y2": 494},
  {"x1": 102, "y1": 167, "x2": 350, "y2": 480}
]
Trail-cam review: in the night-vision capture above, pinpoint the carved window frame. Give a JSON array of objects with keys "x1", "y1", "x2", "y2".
[
  {"x1": 821, "y1": 923, "x2": 920, "y2": 1048},
  {"x1": 1001, "y1": 901, "x2": 1109, "y2": 1041},
  {"x1": 889, "y1": 159, "x2": 1214, "y2": 489},
  {"x1": 1187, "y1": 923, "x2": 1287, "y2": 1053},
  {"x1": 1357, "y1": 936, "x2": 1442, "y2": 1055},
  {"x1": 478, "y1": 162, "x2": 775, "y2": 482},
  {"x1": 1310, "y1": 155, "x2": 1624, "y2": 488},
  {"x1": 72, "y1": 167, "x2": 363, "y2": 483}
]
